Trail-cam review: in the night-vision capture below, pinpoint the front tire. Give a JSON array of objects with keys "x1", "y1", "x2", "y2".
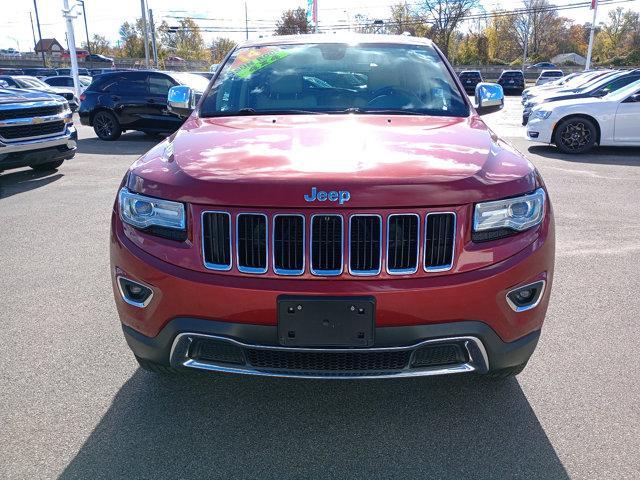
[
  {"x1": 554, "y1": 117, "x2": 597, "y2": 154},
  {"x1": 93, "y1": 111, "x2": 122, "y2": 141},
  {"x1": 31, "y1": 160, "x2": 64, "y2": 171}
]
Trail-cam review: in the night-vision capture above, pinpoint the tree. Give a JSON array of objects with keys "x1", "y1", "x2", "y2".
[
  {"x1": 161, "y1": 18, "x2": 208, "y2": 61},
  {"x1": 118, "y1": 20, "x2": 144, "y2": 58},
  {"x1": 82, "y1": 34, "x2": 111, "y2": 55},
  {"x1": 416, "y1": 0, "x2": 480, "y2": 56},
  {"x1": 275, "y1": 7, "x2": 310, "y2": 35},
  {"x1": 388, "y1": 3, "x2": 429, "y2": 37},
  {"x1": 210, "y1": 37, "x2": 237, "y2": 63}
]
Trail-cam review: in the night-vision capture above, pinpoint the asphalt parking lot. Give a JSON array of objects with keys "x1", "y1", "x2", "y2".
[{"x1": 1, "y1": 96, "x2": 639, "y2": 479}]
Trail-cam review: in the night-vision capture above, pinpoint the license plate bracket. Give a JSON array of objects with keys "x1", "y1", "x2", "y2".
[{"x1": 277, "y1": 296, "x2": 375, "y2": 347}]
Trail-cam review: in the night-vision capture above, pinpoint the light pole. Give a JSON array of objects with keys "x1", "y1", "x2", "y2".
[
  {"x1": 585, "y1": 0, "x2": 599, "y2": 70},
  {"x1": 33, "y1": 0, "x2": 46, "y2": 67},
  {"x1": 62, "y1": 0, "x2": 81, "y2": 98},
  {"x1": 77, "y1": 0, "x2": 92, "y2": 69}
]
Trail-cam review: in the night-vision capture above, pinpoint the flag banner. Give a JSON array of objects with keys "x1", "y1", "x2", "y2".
[{"x1": 590, "y1": 0, "x2": 597, "y2": 9}]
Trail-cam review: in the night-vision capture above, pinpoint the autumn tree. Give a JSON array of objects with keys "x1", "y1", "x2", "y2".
[
  {"x1": 161, "y1": 18, "x2": 208, "y2": 61},
  {"x1": 388, "y1": 3, "x2": 429, "y2": 37},
  {"x1": 82, "y1": 34, "x2": 111, "y2": 55},
  {"x1": 416, "y1": 0, "x2": 480, "y2": 56},
  {"x1": 210, "y1": 37, "x2": 237, "y2": 63},
  {"x1": 275, "y1": 7, "x2": 310, "y2": 35}
]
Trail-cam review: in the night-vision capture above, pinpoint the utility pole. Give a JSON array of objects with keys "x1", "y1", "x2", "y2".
[
  {"x1": 33, "y1": 0, "x2": 46, "y2": 67},
  {"x1": 29, "y1": 12, "x2": 38, "y2": 53},
  {"x1": 149, "y1": 9, "x2": 158, "y2": 67},
  {"x1": 522, "y1": 16, "x2": 530, "y2": 74},
  {"x1": 78, "y1": 1, "x2": 92, "y2": 69},
  {"x1": 585, "y1": 0, "x2": 599, "y2": 70},
  {"x1": 245, "y1": 2, "x2": 249, "y2": 40},
  {"x1": 140, "y1": 0, "x2": 150, "y2": 68},
  {"x1": 62, "y1": 0, "x2": 81, "y2": 98}
]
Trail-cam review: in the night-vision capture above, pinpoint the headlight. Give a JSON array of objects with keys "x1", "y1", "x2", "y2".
[
  {"x1": 473, "y1": 188, "x2": 545, "y2": 242},
  {"x1": 118, "y1": 188, "x2": 186, "y2": 240},
  {"x1": 532, "y1": 109, "x2": 552, "y2": 120}
]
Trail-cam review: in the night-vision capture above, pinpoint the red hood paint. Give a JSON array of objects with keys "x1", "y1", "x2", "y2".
[{"x1": 128, "y1": 114, "x2": 537, "y2": 208}]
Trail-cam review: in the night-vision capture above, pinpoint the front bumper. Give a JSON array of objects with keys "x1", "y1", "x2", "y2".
[
  {"x1": 0, "y1": 126, "x2": 77, "y2": 169},
  {"x1": 124, "y1": 318, "x2": 540, "y2": 379},
  {"x1": 526, "y1": 116, "x2": 554, "y2": 144}
]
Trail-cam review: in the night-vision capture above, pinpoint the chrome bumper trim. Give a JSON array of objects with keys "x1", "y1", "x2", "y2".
[
  {"x1": 169, "y1": 332, "x2": 490, "y2": 379},
  {"x1": 0, "y1": 126, "x2": 76, "y2": 154}
]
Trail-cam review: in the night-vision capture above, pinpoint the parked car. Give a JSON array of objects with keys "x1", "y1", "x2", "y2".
[
  {"x1": 86, "y1": 54, "x2": 115, "y2": 67},
  {"x1": 497, "y1": 70, "x2": 525, "y2": 94},
  {"x1": 522, "y1": 71, "x2": 591, "y2": 103},
  {"x1": 56, "y1": 68, "x2": 91, "y2": 76},
  {"x1": 523, "y1": 69, "x2": 640, "y2": 124},
  {"x1": 0, "y1": 75, "x2": 79, "y2": 110},
  {"x1": 190, "y1": 71, "x2": 214, "y2": 80},
  {"x1": 527, "y1": 78, "x2": 640, "y2": 153},
  {"x1": 0, "y1": 68, "x2": 24, "y2": 75},
  {"x1": 0, "y1": 88, "x2": 76, "y2": 173},
  {"x1": 458, "y1": 70, "x2": 483, "y2": 93},
  {"x1": 90, "y1": 68, "x2": 114, "y2": 76},
  {"x1": 61, "y1": 49, "x2": 89, "y2": 59},
  {"x1": 166, "y1": 56, "x2": 186, "y2": 63},
  {"x1": 527, "y1": 62, "x2": 556, "y2": 70},
  {"x1": 79, "y1": 70, "x2": 209, "y2": 140},
  {"x1": 209, "y1": 63, "x2": 219, "y2": 73},
  {"x1": 110, "y1": 35, "x2": 554, "y2": 381},
  {"x1": 0, "y1": 48, "x2": 21, "y2": 58},
  {"x1": 43, "y1": 75, "x2": 92, "y2": 92},
  {"x1": 22, "y1": 68, "x2": 58, "y2": 79},
  {"x1": 535, "y1": 69, "x2": 564, "y2": 86}
]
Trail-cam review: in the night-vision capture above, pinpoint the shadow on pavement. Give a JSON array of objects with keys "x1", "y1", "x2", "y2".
[
  {"x1": 76, "y1": 132, "x2": 161, "y2": 156},
  {"x1": 0, "y1": 169, "x2": 63, "y2": 199},
  {"x1": 60, "y1": 370, "x2": 568, "y2": 479},
  {"x1": 528, "y1": 145, "x2": 640, "y2": 166}
]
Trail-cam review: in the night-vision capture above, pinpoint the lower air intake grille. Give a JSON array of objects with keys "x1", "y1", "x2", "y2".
[
  {"x1": 273, "y1": 215, "x2": 304, "y2": 275},
  {"x1": 311, "y1": 215, "x2": 343, "y2": 275},
  {"x1": 387, "y1": 214, "x2": 419, "y2": 273},
  {"x1": 247, "y1": 349, "x2": 411, "y2": 371},
  {"x1": 237, "y1": 214, "x2": 267, "y2": 273},
  {"x1": 350, "y1": 215, "x2": 382, "y2": 274},
  {"x1": 411, "y1": 344, "x2": 467, "y2": 367},
  {"x1": 424, "y1": 213, "x2": 456, "y2": 271},
  {"x1": 189, "y1": 339, "x2": 245, "y2": 365}
]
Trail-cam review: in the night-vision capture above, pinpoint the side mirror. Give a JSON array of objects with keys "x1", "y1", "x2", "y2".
[
  {"x1": 475, "y1": 82, "x2": 504, "y2": 115},
  {"x1": 168, "y1": 85, "x2": 195, "y2": 117}
]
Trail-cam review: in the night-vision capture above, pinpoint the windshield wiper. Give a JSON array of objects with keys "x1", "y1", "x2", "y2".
[
  {"x1": 339, "y1": 107, "x2": 426, "y2": 115},
  {"x1": 222, "y1": 108, "x2": 323, "y2": 116}
]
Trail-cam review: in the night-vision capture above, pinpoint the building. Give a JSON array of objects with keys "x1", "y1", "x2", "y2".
[{"x1": 34, "y1": 38, "x2": 65, "y2": 56}]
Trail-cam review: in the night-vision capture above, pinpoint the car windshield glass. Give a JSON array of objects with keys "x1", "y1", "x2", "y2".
[
  {"x1": 20, "y1": 77, "x2": 49, "y2": 88},
  {"x1": 200, "y1": 43, "x2": 468, "y2": 117},
  {"x1": 576, "y1": 72, "x2": 618, "y2": 92},
  {"x1": 171, "y1": 72, "x2": 210, "y2": 92}
]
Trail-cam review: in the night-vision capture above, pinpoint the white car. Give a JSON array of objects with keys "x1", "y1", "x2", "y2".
[
  {"x1": 526, "y1": 78, "x2": 640, "y2": 153},
  {"x1": 535, "y1": 69, "x2": 564, "y2": 86},
  {"x1": 521, "y1": 71, "x2": 608, "y2": 105}
]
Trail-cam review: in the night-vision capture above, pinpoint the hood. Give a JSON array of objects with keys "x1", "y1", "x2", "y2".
[
  {"x1": 540, "y1": 96, "x2": 603, "y2": 111},
  {"x1": 127, "y1": 114, "x2": 538, "y2": 208},
  {"x1": 0, "y1": 88, "x2": 64, "y2": 104}
]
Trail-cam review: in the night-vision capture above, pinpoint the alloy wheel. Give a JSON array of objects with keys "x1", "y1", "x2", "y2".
[{"x1": 559, "y1": 121, "x2": 592, "y2": 151}]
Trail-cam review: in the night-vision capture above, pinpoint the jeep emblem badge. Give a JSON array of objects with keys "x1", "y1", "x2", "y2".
[{"x1": 304, "y1": 187, "x2": 350, "y2": 205}]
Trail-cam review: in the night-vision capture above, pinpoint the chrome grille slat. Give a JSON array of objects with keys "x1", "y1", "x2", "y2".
[
  {"x1": 424, "y1": 212, "x2": 456, "y2": 272},
  {"x1": 273, "y1": 214, "x2": 305, "y2": 275},
  {"x1": 311, "y1": 214, "x2": 343, "y2": 276},
  {"x1": 349, "y1": 215, "x2": 382, "y2": 275},
  {"x1": 237, "y1": 213, "x2": 268, "y2": 274},
  {"x1": 202, "y1": 211, "x2": 232, "y2": 271},
  {"x1": 386, "y1": 214, "x2": 419, "y2": 274}
]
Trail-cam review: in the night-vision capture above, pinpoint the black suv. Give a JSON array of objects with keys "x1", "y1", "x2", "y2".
[
  {"x1": 78, "y1": 70, "x2": 209, "y2": 140},
  {"x1": 497, "y1": 70, "x2": 525, "y2": 94},
  {"x1": 458, "y1": 70, "x2": 483, "y2": 93}
]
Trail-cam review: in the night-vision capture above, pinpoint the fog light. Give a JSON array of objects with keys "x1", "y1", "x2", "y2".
[
  {"x1": 117, "y1": 276, "x2": 153, "y2": 308},
  {"x1": 506, "y1": 280, "x2": 545, "y2": 312},
  {"x1": 528, "y1": 132, "x2": 539, "y2": 138}
]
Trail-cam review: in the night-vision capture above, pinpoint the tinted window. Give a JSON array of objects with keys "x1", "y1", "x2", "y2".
[
  {"x1": 597, "y1": 75, "x2": 640, "y2": 95},
  {"x1": 148, "y1": 74, "x2": 175, "y2": 96},
  {"x1": 0, "y1": 77, "x2": 19, "y2": 87},
  {"x1": 501, "y1": 72, "x2": 524, "y2": 78},
  {"x1": 201, "y1": 43, "x2": 468, "y2": 117},
  {"x1": 46, "y1": 77, "x2": 70, "y2": 86},
  {"x1": 460, "y1": 72, "x2": 481, "y2": 79},
  {"x1": 101, "y1": 72, "x2": 147, "y2": 95}
]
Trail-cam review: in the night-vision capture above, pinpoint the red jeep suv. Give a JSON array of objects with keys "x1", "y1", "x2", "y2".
[{"x1": 111, "y1": 35, "x2": 554, "y2": 379}]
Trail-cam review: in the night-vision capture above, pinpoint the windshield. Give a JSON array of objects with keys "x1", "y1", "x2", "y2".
[
  {"x1": 20, "y1": 77, "x2": 49, "y2": 88},
  {"x1": 171, "y1": 72, "x2": 210, "y2": 92},
  {"x1": 200, "y1": 43, "x2": 468, "y2": 117},
  {"x1": 576, "y1": 72, "x2": 618, "y2": 92}
]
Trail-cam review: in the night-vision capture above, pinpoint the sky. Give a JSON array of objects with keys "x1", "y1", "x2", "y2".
[{"x1": 2, "y1": 0, "x2": 639, "y2": 52}]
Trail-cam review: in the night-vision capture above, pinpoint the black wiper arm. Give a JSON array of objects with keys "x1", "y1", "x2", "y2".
[
  {"x1": 340, "y1": 107, "x2": 426, "y2": 115},
  {"x1": 229, "y1": 108, "x2": 322, "y2": 115}
]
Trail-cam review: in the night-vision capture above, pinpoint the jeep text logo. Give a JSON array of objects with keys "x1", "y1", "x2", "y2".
[{"x1": 304, "y1": 187, "x2": 350, "y2": 205}]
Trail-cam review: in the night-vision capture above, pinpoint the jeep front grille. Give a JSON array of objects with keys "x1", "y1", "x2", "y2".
[{"x1": 201, "y1": 211, "x2": 457, "y2": 277}]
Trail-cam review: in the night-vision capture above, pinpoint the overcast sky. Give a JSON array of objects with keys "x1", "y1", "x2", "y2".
[{"x1": 2, "y1": 0, "x2": 639, "y2": 52}]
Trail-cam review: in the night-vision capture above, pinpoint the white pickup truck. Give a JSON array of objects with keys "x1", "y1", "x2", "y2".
[{"x1": 0, "y1": 88, "x2": 77, "y2": 174}]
